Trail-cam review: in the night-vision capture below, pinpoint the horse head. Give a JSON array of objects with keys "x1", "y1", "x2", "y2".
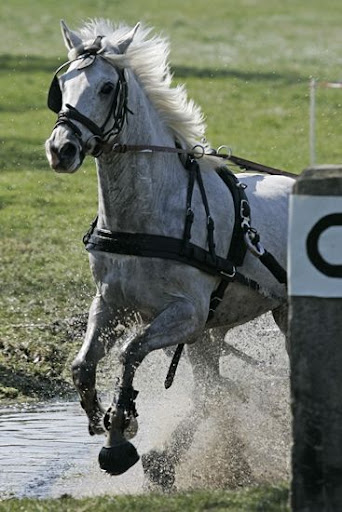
[{"x1": 45, "y1": 20, "x2": 139, "y2": 173}]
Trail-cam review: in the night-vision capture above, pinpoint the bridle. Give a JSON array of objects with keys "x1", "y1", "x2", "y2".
[{"x1": 48, "y1": 36, "x2": 131, "y2": 157}]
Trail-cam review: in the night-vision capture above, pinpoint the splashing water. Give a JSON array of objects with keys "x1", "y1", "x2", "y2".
[{"x1": 0, "y1": 312, "x2": 290, "y2": 499}]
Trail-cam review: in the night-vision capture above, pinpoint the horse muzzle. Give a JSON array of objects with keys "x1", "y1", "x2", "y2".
[{"x1": 45, "y1": 129, "x2": 85, "y2": 173}]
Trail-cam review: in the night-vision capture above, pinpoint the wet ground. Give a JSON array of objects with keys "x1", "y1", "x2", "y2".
[{"x1": 0, "y1": 313, "x2": 291, "y2": 499}]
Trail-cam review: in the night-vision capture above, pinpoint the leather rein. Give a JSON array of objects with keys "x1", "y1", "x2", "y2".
[{"x1": 100, "y1": 141, "x2": 297, "y2": 179}]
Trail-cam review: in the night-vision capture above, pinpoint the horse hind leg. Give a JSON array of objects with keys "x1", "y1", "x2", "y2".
[
  {"x1": 142, "y1": 327, "x2": 235, "y2": 492},
  {"x1": 141, "y1": 411, "x2": 202, "y2": 492},
  {"x1": 187, "y1": 326, "x2": 245, "y2": 401},
  {"x1": 72, "y1": 295, "x2": 117, "y2": 435}
]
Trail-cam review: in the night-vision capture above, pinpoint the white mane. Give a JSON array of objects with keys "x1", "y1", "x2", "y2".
[{"x1": 74, "y1": 19, "x2": 208, "y2": 149}]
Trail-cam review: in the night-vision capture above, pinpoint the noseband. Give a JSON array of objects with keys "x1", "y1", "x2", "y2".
[{"x1": 48, "y1": 36, "x2": 130, "y2": 156}]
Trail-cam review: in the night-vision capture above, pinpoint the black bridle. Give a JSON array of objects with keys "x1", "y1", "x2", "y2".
[{"x1": 48, "y1": 37, "x2": 130, "y2": 157}]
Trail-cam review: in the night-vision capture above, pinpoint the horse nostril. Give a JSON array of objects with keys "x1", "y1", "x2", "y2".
[{"x1": 60, "y1": 142, "x2": 77, "y2": 161}]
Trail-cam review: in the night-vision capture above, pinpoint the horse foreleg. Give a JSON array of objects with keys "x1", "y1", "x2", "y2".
[
  {"x1": 98, "y1": 299, "x2": 205, "y2": 476},
  {"x1": 71, "y1": 295, "x2": 117, "y2": 435}
]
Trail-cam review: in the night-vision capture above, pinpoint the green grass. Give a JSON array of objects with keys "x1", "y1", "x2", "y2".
[
  {"x1": 1, "y1": 0, "x2": 342, "y2": 400},
  {"x1": 0, "y1": 485, "x2": 289, "y2": 511}
]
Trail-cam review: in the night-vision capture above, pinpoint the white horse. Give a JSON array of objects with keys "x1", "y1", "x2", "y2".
[{"x1": 45, "y1": 19, "x2": 293, "y2": 485}]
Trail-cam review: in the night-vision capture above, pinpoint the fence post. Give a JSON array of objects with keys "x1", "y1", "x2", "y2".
[{"x1": 288, "y1": 165, "x2": 342, "y2": 511}]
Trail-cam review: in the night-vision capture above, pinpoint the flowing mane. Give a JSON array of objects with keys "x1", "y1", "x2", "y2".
[{"x1": 71, "y1": 19, "x2": 208, "y2": 149}]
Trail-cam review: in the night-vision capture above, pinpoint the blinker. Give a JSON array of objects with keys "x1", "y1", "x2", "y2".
[
  {"x1": 47, "y1": 35, "x2": 103, "y2": 114},
  {"x1": 48, "y1": 74, "x2": 63, "y2": 114},
  {"x1": 47, "y1": 53, "x2": 97, "y2": 114},
  {"x1": 47, "y1": 60, "x2": 71, "y2": 114}
]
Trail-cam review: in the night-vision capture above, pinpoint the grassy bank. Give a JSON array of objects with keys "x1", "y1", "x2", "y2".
[{"x1": 0, "y1": 484, "x2": 289, "y2": 511}]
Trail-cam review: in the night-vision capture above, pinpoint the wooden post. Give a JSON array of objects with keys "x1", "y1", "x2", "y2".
[{"x1": 289, "y1": 165, "x2": 342, "y2": 511}]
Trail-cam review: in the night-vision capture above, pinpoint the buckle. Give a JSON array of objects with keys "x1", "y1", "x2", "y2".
[{"x1": 220, "y1": 266, "x2": 236, "y2": 279}]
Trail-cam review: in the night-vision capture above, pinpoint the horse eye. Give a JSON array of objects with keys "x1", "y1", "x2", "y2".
[{"x1": 100, "y1": 82, "x2": 114, "y2": 94}]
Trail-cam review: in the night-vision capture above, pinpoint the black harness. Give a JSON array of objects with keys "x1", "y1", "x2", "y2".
[
  {"x1": 82, "y1": 156, "x2": 287, "y2": 389},
  {"x1": 83, "y1": 156, "x2": 260, "y2": 309}
]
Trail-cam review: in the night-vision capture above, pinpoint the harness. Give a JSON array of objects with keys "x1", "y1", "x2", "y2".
[
  {"x1": 83, "y1": 156, "x2": 256, "y2": 292},
  {"x1": 48, "y1": 37, "x2": 289, "y2": 388},
  {"x1": 83, "y1": 155, "x2": 287, "y2": 388}
]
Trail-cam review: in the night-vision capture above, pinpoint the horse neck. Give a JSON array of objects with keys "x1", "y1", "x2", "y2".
[{"x1": 95, "y1": 74, "x2": 187, "y2": 233}]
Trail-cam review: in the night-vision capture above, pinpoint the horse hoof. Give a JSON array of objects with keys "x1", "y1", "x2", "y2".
[
  {"x1": 98, "y1": 441, "x2": 140, "y2": 475},
  {"x1": 141, "y1": 450, "x2": 176, "y2": 491}
]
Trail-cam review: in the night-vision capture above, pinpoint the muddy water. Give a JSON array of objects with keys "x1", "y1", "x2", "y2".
[{"x1": 0, "y1": 313, "x2": 291, "y2": 499}]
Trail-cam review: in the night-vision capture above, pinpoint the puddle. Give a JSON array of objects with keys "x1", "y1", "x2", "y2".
[{"x1": 0, "y1": 401, "x2": 101, "y2": 498}]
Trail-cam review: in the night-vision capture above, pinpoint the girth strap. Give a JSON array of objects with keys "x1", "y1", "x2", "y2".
[{"x1": 84, "y1": 229, "x2": 238, "y2": 281}]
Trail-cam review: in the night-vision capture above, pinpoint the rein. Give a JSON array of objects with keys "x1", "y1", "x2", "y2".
[{"x1": 104, "y1": 142, "x2": 297, "y2": 178}]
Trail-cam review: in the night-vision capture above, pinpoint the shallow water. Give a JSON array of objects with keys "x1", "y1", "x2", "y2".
[
  {"x1": 0, "y1": 313, "x2": 291, "y2": 500},
  {"x1": 0, "y1": 401, "x2": 100, "y2": 498}
]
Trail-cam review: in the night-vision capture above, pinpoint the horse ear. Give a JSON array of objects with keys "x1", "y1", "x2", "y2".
[
  {"x1": 116, "y1": 23, "x2": 140, "y2": 54},
  {"x1": 60, "y1": 20, "x2": 82, "y2": 51}
]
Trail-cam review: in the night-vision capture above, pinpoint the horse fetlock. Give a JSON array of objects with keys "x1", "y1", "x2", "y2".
[
  {"x1": 103, "y1": 403, "x2": 139, "y2": 440},
  {"x1": 88, "y1": 409, "x2": 106, "y2": 436},
  {"x1": 79, "y1": 390, "x2": 106, "y2": 435},
  {"x1": 123, "y1": 413, "x2": 139, "y2": 439},
  {"x1": 105, "y1": 385, "x2": 139, "y2": 431}
]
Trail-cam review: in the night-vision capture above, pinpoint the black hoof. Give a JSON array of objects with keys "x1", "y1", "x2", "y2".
[
  {"x1": 98, "y1": 441, "x2": 140, "y2": 475},
  {"x1": 142, "y1": 450, "x2": 176, "y2": 491}
]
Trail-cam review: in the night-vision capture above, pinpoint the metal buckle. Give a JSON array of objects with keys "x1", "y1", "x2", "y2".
[
  {"x1": 220, "y1": 267, "x2": 236, "y2": 279},
  {"x1": 244, "y1": 230, "x2": 265, "y2": 257},
  {"x1": 240, "y1": 199, "x2": 250, "y2": 221},
  {"x1": 86, "y1": 135, "x2": 103, "y2": 157}
]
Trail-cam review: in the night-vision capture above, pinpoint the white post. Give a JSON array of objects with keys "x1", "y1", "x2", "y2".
[{"x1": 309, "y1": 78, "x2": 316, "y2": 167}]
